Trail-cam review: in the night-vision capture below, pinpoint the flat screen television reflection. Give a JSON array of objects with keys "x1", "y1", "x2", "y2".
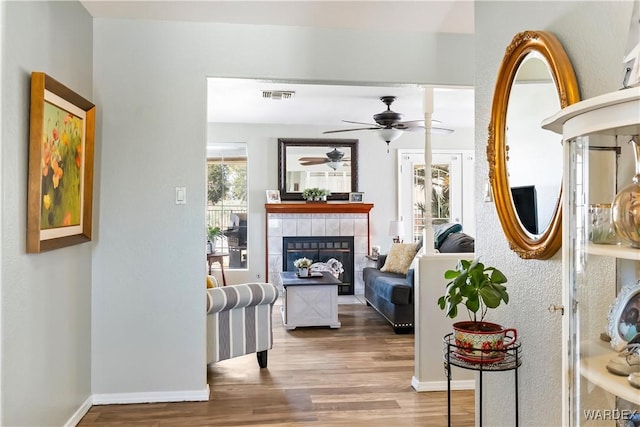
[{"x1": 511, "y1": 185, "x2": 538, "y2": 235}]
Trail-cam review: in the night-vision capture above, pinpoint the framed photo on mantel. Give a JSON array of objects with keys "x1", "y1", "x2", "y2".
[
  {"x1": 349, "y1": 192, "x2": 364, "y2": 203},
  {"x1": 26, "y1": 72, "x2": 96, "y2": 253},
  {"x1": 266, "y1": 190, "x2": 281, "y2": 203}
]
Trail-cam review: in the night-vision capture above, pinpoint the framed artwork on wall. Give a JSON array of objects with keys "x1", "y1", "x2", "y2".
[{"x1": 27, "y1": 72, "x2": 96, "y2": 253}]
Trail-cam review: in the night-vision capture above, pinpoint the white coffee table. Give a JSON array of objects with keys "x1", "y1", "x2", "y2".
[{"x1": 279, "y1": 271, "x2": 341, "y2": 330}]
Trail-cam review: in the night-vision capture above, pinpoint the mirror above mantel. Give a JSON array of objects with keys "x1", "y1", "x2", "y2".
[
  {"x1": 487, "y1": 30, "x2": 580, "y2": 259},
  {"x1": 278, "y1": 138, "x2": 359, "y2": 201}
]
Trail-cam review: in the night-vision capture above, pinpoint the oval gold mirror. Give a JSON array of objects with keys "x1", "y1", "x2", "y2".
[{"x1": 488, "y1": 31, "x2": 580, "y2": 259}]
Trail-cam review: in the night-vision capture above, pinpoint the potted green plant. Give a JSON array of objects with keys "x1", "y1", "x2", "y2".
[
  {"x1": 207, "y1": 225, "x2": 224, "y2": 253},
  {"x1": 437, "y1": 258, "x2": 516, "y2": 362},
  {"x1": 302, "y1": 188, "x2": 331, "y2": 202}
]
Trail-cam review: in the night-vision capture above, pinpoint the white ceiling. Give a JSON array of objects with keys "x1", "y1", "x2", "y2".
[
  {"x1": 80, "y1": 1, "x2": 475, "y2": 130},
  {"x1": 80, "y1": 1, "x2": 474, "y2": 34},
  {"x1": 206, "y1": 79, "x2": 474, "y2": 130}
]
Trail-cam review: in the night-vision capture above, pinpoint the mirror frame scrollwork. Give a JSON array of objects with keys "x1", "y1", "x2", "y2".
[{"x1": 487, "y1": 30, "x2": 580, "y2": 259}]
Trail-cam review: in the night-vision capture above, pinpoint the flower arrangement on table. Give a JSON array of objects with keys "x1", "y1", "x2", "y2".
[
  {"x1": 293, "y1": 257, "x2": 313, "y2": 268},
  {"x1": 293, "y1": 257, "x2": 313, "y2": 277}
]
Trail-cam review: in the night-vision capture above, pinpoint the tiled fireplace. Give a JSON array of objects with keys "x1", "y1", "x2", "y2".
[
  {"x1": 265, "y1": 203, "x2": 374, "y2": 295},
  {"x1": 283, "y1": 236, "x2": 354, "y2": 295}
]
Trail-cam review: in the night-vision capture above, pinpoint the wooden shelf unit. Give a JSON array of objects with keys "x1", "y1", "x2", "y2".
[
  {"x1": 586, "y1": 242, "x2": 640, "y2": 261},
  {"x1": 580, "y1": 340, "x2": 640, "y2": 406}
]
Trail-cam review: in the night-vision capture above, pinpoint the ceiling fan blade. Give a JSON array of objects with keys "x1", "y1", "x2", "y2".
[
  {"x1": 397, "y1": 120, "x2": 424, "y2": 125},
  {"x1": 432, "y1": 126, "x2": 455, "y2": 134},
  {"x1": 395, "y1": 119, "x2": 442, "y2": 127},
  {"x1": 401, "y1": 126, "x2": 454, "y2": 134},
  {"x1": 342, "y1": 120, "x2": 381, "y2": 127},
  {"x1": 300, "y1": 159, "x2": 332, "y2": 165},
  {"x1": 393, "y1": 122, "x2": 424, "y2": 130},
  {"x1": 298, "y1": 157, "x2": 329, "y2": 162},
  {"x1": 322, "y1": 127, "x2": 380, "y2": 134}
]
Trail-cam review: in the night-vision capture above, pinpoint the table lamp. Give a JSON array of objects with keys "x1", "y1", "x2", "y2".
[{"x1": 388, "y1": 220, "x2": 403, "y2": 243}]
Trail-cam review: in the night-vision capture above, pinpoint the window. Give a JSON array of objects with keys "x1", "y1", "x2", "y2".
[
  {"x1": 399, "y1": 150, "x2": 474, "y2": 243},
  {"x1": 207, "y1": 143, "x2": 247, "y2": 269}
]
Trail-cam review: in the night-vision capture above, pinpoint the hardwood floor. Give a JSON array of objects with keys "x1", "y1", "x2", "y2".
[{"x1": 79, "y1": 302, "x2": 474, "y2": 426}]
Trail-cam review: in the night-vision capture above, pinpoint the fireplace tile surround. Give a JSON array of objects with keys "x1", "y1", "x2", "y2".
[{"x1": 265, "y1": 203, "x2": 373, "y2": 295}]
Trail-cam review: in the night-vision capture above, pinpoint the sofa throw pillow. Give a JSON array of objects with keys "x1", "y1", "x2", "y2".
[
  {"x1": 206, "y1": 275, "x2": 219, "y2": 289},
  {"x1": 439, "y1": 232, "x2": 475, "y2": 253},
  {"x1": 434, "y1": 223, "x2": 463, "y2": 249},
  {"x1": 380, "y1": 243, "x2": 418, "y2": 275}
]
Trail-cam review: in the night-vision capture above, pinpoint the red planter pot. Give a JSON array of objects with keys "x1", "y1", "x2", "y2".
[{"x1": 452, "y1": 321, "x2": 517, "y2": 363}]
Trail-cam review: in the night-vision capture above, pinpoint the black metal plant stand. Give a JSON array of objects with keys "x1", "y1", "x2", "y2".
[{"x1": 443, "y1": 333, "x2": 522, "y2": 427}]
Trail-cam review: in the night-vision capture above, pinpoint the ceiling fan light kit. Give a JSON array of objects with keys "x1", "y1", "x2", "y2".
[
  {"x1": 322, "y1": 96, "x2": 453, "y2": 149},
  {"x1": 378, "y1": 128, "x2": 403, "y2": 143}
]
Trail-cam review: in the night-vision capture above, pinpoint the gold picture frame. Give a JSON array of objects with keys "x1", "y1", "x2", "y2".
[
  {"x1": 487, "y1": 31, "x2": 579, "y2": 259},
  {"x1": 27, "y1": 72, "x2": 95, "y2": 253}
]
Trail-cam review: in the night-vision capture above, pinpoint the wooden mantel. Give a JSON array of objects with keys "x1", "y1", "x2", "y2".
[{"x1": 265, "y1": 202, "x2": 374, "y2": 214}]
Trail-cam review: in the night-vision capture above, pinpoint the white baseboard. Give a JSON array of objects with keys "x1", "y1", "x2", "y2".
[
  {"x1": 411, "y1": 376, "x2": 475, "y2": 392},
  {"x1": 64, "y1": 396, "x2": 93, "y2": 427},
  {"x1": 91, "y1": 385, "x2": 210, "y2": 405},
  {"x1": 63, "y1": 387, "x2": 210, "y2": 425}
]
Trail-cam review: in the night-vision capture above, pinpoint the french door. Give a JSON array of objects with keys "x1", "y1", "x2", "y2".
[{"x1": 398, "y1": 150, "x2": 473, "y2": 244}]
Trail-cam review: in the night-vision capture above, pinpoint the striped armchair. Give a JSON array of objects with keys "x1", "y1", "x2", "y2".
[{"x1": 206, "y1": 282, "x2": 279, "y2": 368}]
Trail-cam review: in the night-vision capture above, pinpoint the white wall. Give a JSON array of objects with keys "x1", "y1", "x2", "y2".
[
  {"x1": 0, "y1": 2, "x2": 93, "y2": 425},
  {"x1": 475, "y1": 2, "x2": 634, "y2": 425},
  {"x1": 92, "y1": 18, "x2": 473, "y2": 397}
]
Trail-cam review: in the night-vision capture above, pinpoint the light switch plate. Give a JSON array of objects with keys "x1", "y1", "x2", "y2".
[{"x1": 175, "y1": 187, "x2": 186, "y2": 204}]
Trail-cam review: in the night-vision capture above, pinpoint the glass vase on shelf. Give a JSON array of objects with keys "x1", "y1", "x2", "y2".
[
  {"x1": 612, "y1": 135, "x2": 640, "y2": 248},
  {"x1": 588, "y1": 203, "x2": 618, "y2": 245}
]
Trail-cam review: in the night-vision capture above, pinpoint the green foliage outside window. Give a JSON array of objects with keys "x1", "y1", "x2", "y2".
[
  {"x1": 207, "y1": 163, "x2": 247, "y2": 204},
  {"x1": 413, "y1": 165, "x2": 450, "y2": 221}
]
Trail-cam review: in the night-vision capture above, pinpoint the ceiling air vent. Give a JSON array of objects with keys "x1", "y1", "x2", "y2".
[{"x1": 261, "y1": 90, "x2": 295, "y2": 100}]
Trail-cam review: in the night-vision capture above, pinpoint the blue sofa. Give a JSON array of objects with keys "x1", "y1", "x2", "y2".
[
  {"x1": 363, "y1": 255, "x2": 415, "y2": 333},
  {"x1": 363, "y1": 224, "x2": 475, "y2": 334}
]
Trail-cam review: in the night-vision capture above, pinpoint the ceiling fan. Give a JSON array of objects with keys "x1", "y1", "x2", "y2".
[
  {"x1": 298, "y1": 148, "x2": 350, "y2": 170},
  {"x1": 322, "y1": 96, "x2": 454, "y2": 147}
]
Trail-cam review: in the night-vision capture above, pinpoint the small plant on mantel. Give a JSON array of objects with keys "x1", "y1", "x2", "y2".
[
  {"x1": 302, "y1": 187, "x2": 331, "y2": 201},
  {"x1": 437, "y1": 257, "x2": 509, "y2": 331}
]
